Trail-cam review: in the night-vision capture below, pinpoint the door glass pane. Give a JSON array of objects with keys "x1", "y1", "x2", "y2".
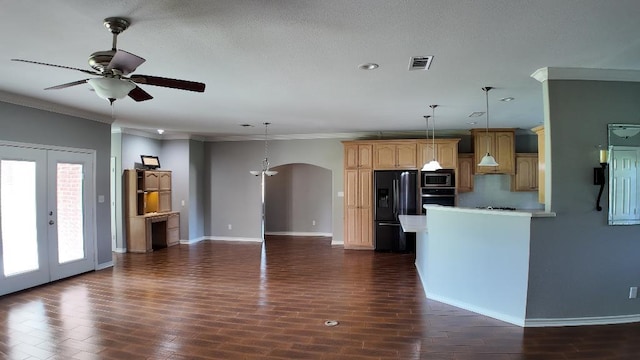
[
  {"x1": 1, "y1": 160, "x2": 39, "y2": 276},
  {"x1": 57, "y1": 163, "x2": 85, "y2": 264}
]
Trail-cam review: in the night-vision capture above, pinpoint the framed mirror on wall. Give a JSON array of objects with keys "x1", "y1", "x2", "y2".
[{"x1": 607, "y1": 124, "x2": 640, "y2": 225}]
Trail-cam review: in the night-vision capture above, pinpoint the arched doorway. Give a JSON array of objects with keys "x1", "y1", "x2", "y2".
[{"x1": 264, "y1": 163, "x2": 332, "y2": 237}]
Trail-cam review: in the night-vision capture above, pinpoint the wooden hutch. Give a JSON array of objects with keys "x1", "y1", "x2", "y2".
[{"x1": 124, "y1": 169, "x2": 180, "y2": 252}]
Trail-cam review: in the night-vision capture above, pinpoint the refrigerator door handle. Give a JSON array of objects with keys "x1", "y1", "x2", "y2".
[
  {"x1": 378, "y1": 222, "x2": 401, "y2": 227},
  {"x1": 393, "y1": 179, "x2": 398, "y2": 216}
]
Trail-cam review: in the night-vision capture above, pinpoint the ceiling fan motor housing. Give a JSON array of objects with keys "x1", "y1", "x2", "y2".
[{"x1": 88, "y1": 50, "x2": 116, "y2": 73}]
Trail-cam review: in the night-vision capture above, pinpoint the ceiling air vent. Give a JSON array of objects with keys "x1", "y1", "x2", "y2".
[{"x1": 409, "y1": 56, "x2": 434, "y2": 71}]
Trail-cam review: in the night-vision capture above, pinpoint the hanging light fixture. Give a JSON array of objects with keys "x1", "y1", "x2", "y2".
[
  {"x1": 250, "y1": 122, "x2": 278, "y2": 176},
  {"x1": 478, "y1": 87, "x2": 499, "y2": 167},
  {"x1": 422, "y1": 105, "x2": 442, "y2": 171}
]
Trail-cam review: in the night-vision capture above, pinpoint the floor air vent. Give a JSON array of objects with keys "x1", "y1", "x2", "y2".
[{"x1": 409, "y1": 56, "x2": 434, "y2": 71}]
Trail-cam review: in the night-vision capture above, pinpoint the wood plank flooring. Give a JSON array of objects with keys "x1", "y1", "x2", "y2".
[{"x1": 1, "y1": 235, "x2": 639, "y2": 359}]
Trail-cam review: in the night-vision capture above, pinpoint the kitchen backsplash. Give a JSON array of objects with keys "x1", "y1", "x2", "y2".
[{"x1": 457, "y1": 174, "x2": 544, "y2": 210}]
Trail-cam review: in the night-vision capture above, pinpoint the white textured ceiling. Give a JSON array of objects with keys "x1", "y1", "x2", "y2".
[{"x1": 1, "y1": 0, "x2": 640, "y2": 140}]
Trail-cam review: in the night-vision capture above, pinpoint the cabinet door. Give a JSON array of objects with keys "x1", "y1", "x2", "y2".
[
  {"x1": 418, "y1": 143, "x2": 436, "y2": 169},
  {"x1": 344, "y1": 144, "x2": 359, "y2": 169},
  {"x1": 457, "y1": 154, "x2": 474, "y2": 193},
  {"x1": 532, "y1": 126, "x2": 545, "y2": 203},
  {"x1": 167, "y1": 213, "x2": 180, "y2": 246},
  {"x1": 396, "y1": 144, "x2": 417, "y2": 169},
  {"x1": 357, "y1": 207, "x2": 373, "y2": 248},
  {"x1": 437, "y1": 143, "x2": 457, "y2": 169},
  {"x1": 374, "y1": 144, "x2": 397, "y2": 169},
  {"x1": 158, "y1": 191, "x2": 172, "y2": 212},
  {"x1": 358, "y1": 144, "x2": 373, "y2": 169},
  {"x1": 143, "y1": 171, "x2": 160, "y2": 191},
  {"x1": 495, "y1": 132, "x2": 515, "y2": 175},
  {"x1": 474, "y1": 132, "x2": 495, "y2": 174},
  {"x1": 512, "y1": 155, "x2": 538, "y2": 191},
  {"x1": 358, "y1": 169, "x2": 372, "y2": 208},
  {"x1": 158, "y1": 171, "x2": 172, "y2": 191}
]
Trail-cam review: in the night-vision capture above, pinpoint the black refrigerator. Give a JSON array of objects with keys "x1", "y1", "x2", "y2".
[{"x1": 374, "y1": 170, "x2": 418, "y2": 252}]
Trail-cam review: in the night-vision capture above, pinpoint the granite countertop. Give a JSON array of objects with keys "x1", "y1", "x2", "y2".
[
  {"x1": 423, "y1": 205, "x2": 556, "y2": 218},
  {"x1": 398, "y1": 215, "x2": 428, "y2": 233}
]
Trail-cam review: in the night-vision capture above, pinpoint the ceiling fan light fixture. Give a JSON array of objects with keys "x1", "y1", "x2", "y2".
[{"x1": 88, "y1": 77, "x2": 135, "y2": 100}]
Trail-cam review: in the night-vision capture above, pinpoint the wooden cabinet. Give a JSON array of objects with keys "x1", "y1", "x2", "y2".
[
  {"x1": 167, "y1": 212, "x2": 180, "y2": 246},
  {"x1": 373, "y1": 143, "x2": 417, "y2": 169},
  {"x1": 532, "y1": 125, "x2": 545, "y2": 203},
  {"x1": 344, "y1": 143, "x2": 373, "y2": 169},
  {"x1": 511, "y1": 153, "x2": 538, "y2": 191},
  {"x1": 344, "y1": 169, "x2": 373, "y2": 249},
  {"x1": 125, "y1": 169, "x2": 179, "y2": 252},
  {"x1": 471, "y1": 129, "x2": 515, "y2": 175},
  {"x1": 417, "y1": 139, "x2": 459, "y2": 169},
  {"x1": 457, "y1": 153, "x2": 474, "y2": 193}
]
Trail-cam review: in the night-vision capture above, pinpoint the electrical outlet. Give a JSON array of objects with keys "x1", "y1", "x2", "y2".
[
  {"x1": 312, "y1": 220, "x2": 316, "y2": 226},
  {"x1": 228, "y1": 224, "x2": 232, "y2": 230},
  {"x1": 630, "y1": 286, "x2": 638, "y2": 299}
]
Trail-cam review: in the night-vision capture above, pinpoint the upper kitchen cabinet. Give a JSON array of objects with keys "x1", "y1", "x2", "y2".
[
  {"x1": 457, "y1": 153, "x2": 474, "y2": 193},
  {"x1": 344, "y1": 142, "x2": 373, "y2": 169},
  {"x1": 531, "y1": 125, "x2": 545, "y2": 203},
  {"x1": 471, "y1": 129, "x2": 516, "y2": 175},
  {"x1": 417, "y1": 139, "x2": 460, "y2": 169},
  {"x1": 511, "y1": 153, "x2": 538, "y2": 191},
  {"x1": 373, "y1": 142, "x2": 417, "y2": 169}
]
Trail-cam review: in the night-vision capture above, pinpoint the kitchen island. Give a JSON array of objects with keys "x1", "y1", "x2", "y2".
[{"x1": 399, "y1": 206, "x2": 555, "y2": 326}]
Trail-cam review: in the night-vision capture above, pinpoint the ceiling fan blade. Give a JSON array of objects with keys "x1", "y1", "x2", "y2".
[
  {"x1": 44, "y1": 79, "x2": 90, "y2": 90},
  {"x1": 107, "y1": 50, "x2": 146, "y2": 75},
  {"x1": 130, "y1": 75, "x2": 205, "y2": 92},
  {"x1": 128, "y1": 85, "x2": 154, "y2": 102},
  {"x1": 11, "y1": 59, "x2": 99, "y2": 75}
]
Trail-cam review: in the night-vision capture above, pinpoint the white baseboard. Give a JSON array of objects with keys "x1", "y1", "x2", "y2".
[
  {"x1": 113, "y1": 247, "x2": 127, "y2": 254},
  {"x1": 180, "y1": 237, "x2": 206, "y2": 245},
  {"x1": 208, "y1": 236, "x2": 263, "y2": 243},
  {"x1": 424, "y1": 292, "x2": 526, "y2": 327},
  {"x1": 96, "y1": 261, "x2": 114, "y2": 270},
  {"x1": 265, "y1": 231, "x2": 332, "y2": 237},
  {"x1": 525, "y1": 314, "x2": 640, "y2": 327},
  {"x1": 331, "y1": 240, "x2": 344, "y2": 246}
]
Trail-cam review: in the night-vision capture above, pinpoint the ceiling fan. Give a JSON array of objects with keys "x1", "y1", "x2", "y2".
[{"x1": 11, "y1": 17, "x2": 206, "y2": 104}]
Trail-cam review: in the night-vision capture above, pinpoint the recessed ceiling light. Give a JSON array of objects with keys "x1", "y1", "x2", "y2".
[
  {"x1": 358, "y1": 63, "x2": 379, "y2": 70},
  {"x1": 500, "y1": 97, "x2": 515, "y2": 102},
  {"x1": 468, "y1": 121, "x2": 478, "y2": 125},
  {"x1": 157, "y1": 129, "x2": 164, "y2": 134},
  {"x1": 468, "y1": 112, "x2": 485, "y2": 117}
]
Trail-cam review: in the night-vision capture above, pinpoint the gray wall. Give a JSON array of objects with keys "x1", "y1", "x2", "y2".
[
  {"x1": 265, "y1": 163, "x2": 332, "y2": 234},
  {"x1": 205, "y1": 138, "x2": 344, "y2": 241},
  {"x1": 161, "y1": 139, "x2": 190, "y2": 240},
  {"x1": 0, "y1": 101, "x2": 112, "y2": 265},
  {"x1": 526, "y1": 80, "x2": 640, "y2": 319},
  {"x1": 189, "y1": 140, "x2": 205, "y2": 239}
]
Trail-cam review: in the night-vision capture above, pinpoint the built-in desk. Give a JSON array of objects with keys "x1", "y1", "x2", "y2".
[{"x1": 127, "y1": 212, "x2": 180, "y2": 253}]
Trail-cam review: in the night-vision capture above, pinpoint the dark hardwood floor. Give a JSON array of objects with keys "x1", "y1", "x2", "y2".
[{"x1": 1, "y1": 235, "x2": 639, "y2": 359}]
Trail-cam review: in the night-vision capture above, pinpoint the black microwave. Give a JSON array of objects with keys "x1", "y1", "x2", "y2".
[{"x1": 421, "y1": 169, "x2": 454, "y2": 188}]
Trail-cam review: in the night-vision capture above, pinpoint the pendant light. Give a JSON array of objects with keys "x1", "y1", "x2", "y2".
[
  {"x1": 478, "y1": 87, "x2": 499, "y2": 167},
  {"x1": 422, "y1": 105, "x2": 442, "y2": 171},
  {"x1": 250, "y1": 122, "x2": 278, "y2": 176}
]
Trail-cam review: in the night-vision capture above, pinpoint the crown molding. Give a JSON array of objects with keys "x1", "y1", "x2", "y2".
[
  {"x1": 531, "y1": 67, "x2": 640, "y2": 83},
  {"x1": 0, "y1": 91, "x2": 112, "y2": 124}
]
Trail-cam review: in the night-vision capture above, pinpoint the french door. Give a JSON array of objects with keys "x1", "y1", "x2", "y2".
[{"x1": 0, "y1": 144, "x2": 95, "y2": 296}]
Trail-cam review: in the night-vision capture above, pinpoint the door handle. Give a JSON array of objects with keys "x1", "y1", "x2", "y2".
[
  {"x1": 378, "y1": 222, "x2": 401, "y2": 226},
  {"x1": 49, "y1": 220, "x2": 55, "y2": 225}
]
